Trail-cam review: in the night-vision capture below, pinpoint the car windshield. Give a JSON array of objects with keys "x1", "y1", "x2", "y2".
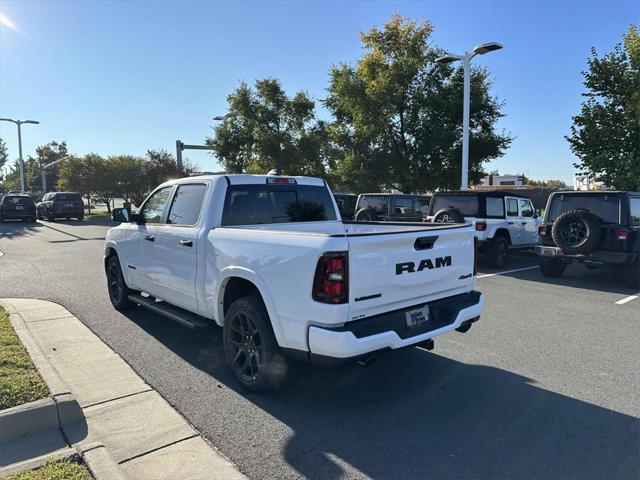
[
  {"x1": 55, "y1": 194, "x2": 81, "y2": 202},
  {"x1": 222, "y1": 184, "x2": 337, "y2": 226},
  {"x1": 546, "y1": 194, "x2": 621, "y2": 224},
  {"x1": 3, "y1": 196, "x2": 35, "y2": 206},
  {"x1": 430, "y1": 195, "x2": 479, "y2": 216}
]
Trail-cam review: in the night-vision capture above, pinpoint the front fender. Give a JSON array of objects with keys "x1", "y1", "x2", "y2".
[{"x1": 216, "y1": 267, "x2": 286, "y2": 347}]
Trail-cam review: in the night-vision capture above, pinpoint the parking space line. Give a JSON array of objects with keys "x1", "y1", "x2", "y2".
[
  {"x1": 615, "y1": 292, "x2": 640, "y2": 305},
  {"x1": 477, "y1": 266, "x2": 538, "y2": 279}
]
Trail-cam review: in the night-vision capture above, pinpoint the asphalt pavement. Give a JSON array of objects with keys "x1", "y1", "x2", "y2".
[{"x1": 1, "y1": 219, "x2": 638, "y2": 480}]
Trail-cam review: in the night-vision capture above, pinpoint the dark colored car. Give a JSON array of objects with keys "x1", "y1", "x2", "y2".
[
  {"x1": 333, "y1": 193, "x2": 358, "y2": 219},
  {"x1": 37, "y1": 192, "x2": 85, "y2": 221},
  {"x1": 536, "y1": 191, "x2": 640, "y2": 288},
  {"x1": 0, "y1": 193, "x2": 37, "y2": 222},
  {"x1": 354, "y1": 193, "x2": 431, "y2": 222}
]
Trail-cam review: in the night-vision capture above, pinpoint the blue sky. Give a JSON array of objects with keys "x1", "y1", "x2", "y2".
[{"x1": 0, "y1": 0, "x2": 637, "y2": 184}]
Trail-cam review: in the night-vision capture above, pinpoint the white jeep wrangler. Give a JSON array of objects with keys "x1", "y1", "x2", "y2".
[{"x1": 426, "y1": 191, "x2": 542, "y2": 268}]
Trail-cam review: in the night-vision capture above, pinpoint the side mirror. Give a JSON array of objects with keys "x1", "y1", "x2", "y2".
[
  {"x1": 112, "y1": 208, "x2": 130, "y2": 223},
  {"x1": 535, "y1": 209, "x2": 541, "y2": 218}
]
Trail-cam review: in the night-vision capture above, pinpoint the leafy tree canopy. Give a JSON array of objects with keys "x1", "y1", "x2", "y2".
[
  {"x1": 567, "y1": 24, "x2": 640, "y2": 190},
  {"x1": 324, "y1": 14, "x2": 511, "y2": 193},
  {"x1": 206, "y1": 78, "x2": 330, "y2": 177}
]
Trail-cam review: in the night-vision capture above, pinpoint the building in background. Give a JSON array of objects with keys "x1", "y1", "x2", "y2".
[
  {"x1": 479, "y1": 174, "x2": 525, "y2": 187},
  {"x1": 573, "y1": 174, "x2": 607, "y2": 191}
]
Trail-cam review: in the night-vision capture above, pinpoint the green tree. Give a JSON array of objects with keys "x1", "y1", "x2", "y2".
[
  {"x1": 108, "y1": 155, "x2": 146, "y2": 206},
  {"x1": 56, "y1": 156, "x2": 93, "y2": 211},
  {"x1": 325, "y1": 14, "x2": 511, "y2": 193},
  {"x1": 0, "y1": 138, "x2": 8, "y2": 186},
  {"x1": 567, "y1": 24, "x2": 640, "y2": 190},
  {"x1": 35, "y1": 141, "x2": 68, "y2": 195},
  {"x1": 206, "y1": 79, "x2": 330, "y2": 177}
]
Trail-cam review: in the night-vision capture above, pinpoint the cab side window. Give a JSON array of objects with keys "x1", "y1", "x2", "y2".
[
  {"x1": 167, "y1": 184, "x2": 207, "y2": 226},
  {"x1": 519, "y1": 199, "x2": 534, "y2": 218},
  {"x1": 393, "y1": 198, "x2": 414, "y2": 216},
  {"x1": 506, "y1": 198, "x2": 519, "y2": 216},
  {"x1": 140, "y1": 186, "x2": 172, "y2": 224},
  {"x1": 630, "y1": 198, "x2": 640, "y2": 225}
]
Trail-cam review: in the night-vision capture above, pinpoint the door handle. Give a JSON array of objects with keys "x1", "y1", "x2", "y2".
[
  {"x1": 179, "y1": 239, "x2": 193, "y2": 247},
  {"x1": 507, "y1": 221, "x2": 514, "y2": 225},
  {"x1": 521, "y1": 222, "x2": 527, "y2": 225},
  {"x1": 143, "y1": 234, "x2": 155, "y2": 242}
]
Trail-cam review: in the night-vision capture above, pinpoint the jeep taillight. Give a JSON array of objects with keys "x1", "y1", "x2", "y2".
[
  {"x1": 538, "y1": 225, "x2": 548, "y2": 236},
  {"x1": 475, "y1": 221, "x2": 487, "y2": 231},
  {"x1": 312, "y1": 252, "x2": 348, "y2": 304},
  {"x1": 616, "y1": 228, "x2": 630, "y2": 241}
]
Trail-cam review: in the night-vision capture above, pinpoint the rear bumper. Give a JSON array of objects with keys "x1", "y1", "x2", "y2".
[
  {"x1": 1, "y1": 210, "x2": 35, "y2": 219},
  {"x1": 308, "y1": 291, "x2": 484, "y2": 359},
  {"x1": 536, "y1": 246, "x2": 637, "y2": 266}
]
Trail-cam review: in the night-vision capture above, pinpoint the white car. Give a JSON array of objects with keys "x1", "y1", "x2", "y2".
[
  {"x1": 427, "y1": 191, "x2": 542, "y2": 268},
  {"x1": 104, "y1": 174, "x2": 483, "y2": 391}
]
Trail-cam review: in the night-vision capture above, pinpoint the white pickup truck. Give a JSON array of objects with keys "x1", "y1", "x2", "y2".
[{"x1": 105, "y1": 174, "x2": 483, "y2": 391}]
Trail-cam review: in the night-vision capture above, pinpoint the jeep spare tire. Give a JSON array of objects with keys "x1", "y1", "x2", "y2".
[
  {"x1": 432, "y1": 208, "x2": 465, "y2": 224},
  {"x1": 551, "y1": 209, "x2": 601, "y2": 255},
  {"x1": 354, "y1": 208, "x2": 377, "y2": 221}
]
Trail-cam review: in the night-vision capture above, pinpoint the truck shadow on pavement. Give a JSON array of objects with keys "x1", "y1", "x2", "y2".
[
  {"x1": 124, "y1": 308, "x2": 639, "y2": 480},
  {"x1": 0, "y1": 221, "x2": 43, "y2": 240}
]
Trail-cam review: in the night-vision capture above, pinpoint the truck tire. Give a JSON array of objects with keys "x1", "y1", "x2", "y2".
[
  {"x1": 486, "y1": 235, "x2": 509, "y2": 268},
  {"x1": 354, "y1": 208, "x2": 376, "y2": 221},
  {"x1": 106, "y1": 255, "x2": 135, "y2": 311},
  {"x1": 224, "y1": 296, "x2": 288, "y2": 392},
  {"x1": 432, "y1": 208, "x2": 465, "y2": 224},
  {"x1": 551, "y1": 209, "x2": 601, "y2": 255},
  {"x1": 539, "y1": 258, "x2": 566, "y2": 277}
]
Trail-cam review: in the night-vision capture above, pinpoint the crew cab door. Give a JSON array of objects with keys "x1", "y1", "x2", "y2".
[
  {"x1": 151, "y1": 183, "x2": 208, "y2": 311},
  {"x1": 129, "y1": 186, "x2": 173, "y2": 293},
  {"x1": 505, "y1": 197, "x2": 525, "y2": 245}
]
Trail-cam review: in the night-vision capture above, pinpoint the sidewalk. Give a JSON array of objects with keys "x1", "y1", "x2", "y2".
[{"x1": 0, "y1": 298, "x2": 247, "y2": 480}]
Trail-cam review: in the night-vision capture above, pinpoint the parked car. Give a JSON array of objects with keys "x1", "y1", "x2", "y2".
[
  {"x1": 37, "y1": 192, "x2": 84, "y2": 221},
  {"x1": 426, "y1": 191, "x2": 542, "y2": 268},
  {"x1": 333, "y1": 193, "x2": 358, "y2": 219},
  {"x1": 536, "y1": 191, "x2": 640, "y2": 288},
  {"x1": 104, "y1": 174, "x2": 483, "y2": 391},
  {"x1": 354, "y1": 193, "x2": 431, "y2": 222},
  {"x1": 0, "y1": 193, "x2": 37, "y2": 222}
]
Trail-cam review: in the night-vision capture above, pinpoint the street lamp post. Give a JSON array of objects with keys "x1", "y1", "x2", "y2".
[
  {"x1": 40, "y1": 155, "x2": 72, "y2": 194},
  {"x1": 0, "y1": 117, "x2": 40, "y2": 192},
  {"x1": 435, "y1": 42, "x2": 502, "y2": 190}
]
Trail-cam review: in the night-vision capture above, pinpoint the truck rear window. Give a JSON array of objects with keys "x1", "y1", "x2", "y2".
[
  {"x1": 222, "y1": 184, "x2": 337, "y2": 226},
  {"x1": 430, "y1": 196, "x2": 479, "y2": 216},
  {"x1": 546, "y1": 194, "x2": 620, "y2": 224}
]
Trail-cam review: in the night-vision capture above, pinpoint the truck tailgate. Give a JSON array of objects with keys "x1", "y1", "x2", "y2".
[{"x1": 346, "y1": 226, "x2": 475, "y2": 321}]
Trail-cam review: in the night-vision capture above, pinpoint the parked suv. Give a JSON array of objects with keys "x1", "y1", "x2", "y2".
[
  {"x1": 427, "y1": 191, "x2": 541, "y2": 268},
  {"x1": 0, "y1": 193, "x2": 37, "y2": 222},
  {"x1": 354, "y1": 193, "x2": 431, "y2": 222},
  {"x1": 536, "y1": 191, "x2": 640, "y2": 288},
  {"x1": 37, "y1": 192, "x2": 84, "y2": 221}
]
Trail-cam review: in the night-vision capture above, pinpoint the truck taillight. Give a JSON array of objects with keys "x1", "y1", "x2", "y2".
[
  {"x1": 616, "y1": 228, "x2": 630, "y2": 241},
  {"x1": 313, "y1": 252, "x2": 348, "y2": 304},
  {"x1": 474, "y1": 237, "x2": 479, "y2": 276},
  {"x1": 475, "y1": 221, "x2": 487, "y2": 231},
  {"x1": 538, "y1": 225, "x2": 548, "y2": 236}
]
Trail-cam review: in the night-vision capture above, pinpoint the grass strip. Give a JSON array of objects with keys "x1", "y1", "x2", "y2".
[{"x1": 0, "y1": 306, "x2": 50, "y2": 410}]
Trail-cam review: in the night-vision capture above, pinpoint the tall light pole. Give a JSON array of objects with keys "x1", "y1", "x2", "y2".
[
  {"x1": 0, "y1": 117, "x2": 40, "y2": 192},
  {"x1": 435, "y1": 42, "x2": 502, "y2": 190},
  {"x1": 41, "y1": 155, "x2": 73, "y2": 194}
]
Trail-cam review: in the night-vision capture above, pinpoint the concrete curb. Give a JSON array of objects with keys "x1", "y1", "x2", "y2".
[
  {"x1": 0, "y1": 300, "x2": 125, "y2": 480},
  {"x1": 0, "y1": 298, "x2": 247, "y2": 480},
  {"x1": 78, "y1": 442, "x2": 125, "y2": 480}
]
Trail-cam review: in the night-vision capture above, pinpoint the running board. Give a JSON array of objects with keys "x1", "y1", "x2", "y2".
[{"x1": 128, "y1": 294, "x2": 209, "y2": 329}]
